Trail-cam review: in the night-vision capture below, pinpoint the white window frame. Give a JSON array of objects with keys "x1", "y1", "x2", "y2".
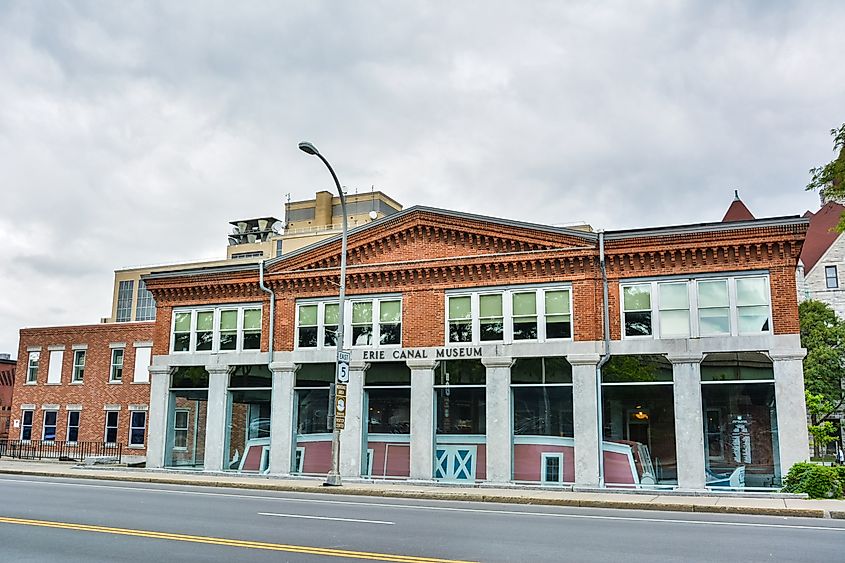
[
  {"x1": 295, "y1": 446, "x2": 305, "y2": 473},
  {"x1": 129, "y1": 411, "x2": 147, "y2": 447},
  {"x1": 72, "y1": 350, "x2": 86, "y2": 383},
  {"x1": 295, "y1": 296, "x2": 403, "y2": 350},
  {"x1": 541, "y1": 452, "x2": 564, "y2": 484},
  {"x1": 173, "y1": 409, "x2": 190, "y2": 451},
  {"x1": 620, "y1": 274, "x2": 772, "y2": 340},
  {"x1": 26, "y1": 352, "x2": 39, "y2": 384},
  {"x1": 110, "y1": 348, "x2": 125, "y2": 382},
  {"x1": 132, "y1": 345, "x2": 152, "y2": 383},
  {"x1": 445, "y1": 285, "x2": 572, "y2": 345},
  {"x1": 46, "y1": 349, "x2": 63, "y2": 385},
  {"x1": 42, "y1": 410, "x2": 58, "y2": 442},
  {"x1": 104, "y1": 410, "x2": 119, "y2": 445},
  {"x1": 66, "y1": 411, "x2": 80, "y2": 444},
  {"x1": 170, "y1": 304, "x2": 263, "y2": 354}
]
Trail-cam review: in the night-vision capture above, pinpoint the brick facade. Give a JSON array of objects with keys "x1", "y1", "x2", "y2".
[
  {"x1": 0, "y1": 359, "x2": 14, "y2": 440},
  {"x1": 12, "y1": 323, "x2": 154, "y2": 451},
  {"x1": 145, "y1": 209, "x2": 806, "y2": 350}
]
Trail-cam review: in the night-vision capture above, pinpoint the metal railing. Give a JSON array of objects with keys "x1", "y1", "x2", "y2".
[{"x1": 0, "y1": 440, "x2": 123, "y2": 462}]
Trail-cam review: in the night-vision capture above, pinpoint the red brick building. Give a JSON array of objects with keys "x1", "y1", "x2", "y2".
[
  {"x1": 10, "y1": 206, "x2": 810, "y2": 490},
  {"x1": 12, "y1": 323, "x2": 153, "y2": 454},
  {"x1": 0, "y1": 355, "x2": 15, "y2": 440}
]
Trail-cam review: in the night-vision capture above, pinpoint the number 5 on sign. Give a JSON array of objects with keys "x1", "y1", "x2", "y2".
[{"x1": 336, "y1": 362, "x2": 349, "y2": 384}]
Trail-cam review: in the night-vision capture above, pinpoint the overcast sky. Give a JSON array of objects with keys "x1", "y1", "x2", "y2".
[{"x1": 1, "y1": 1, "x2": 843, "y2": 358}]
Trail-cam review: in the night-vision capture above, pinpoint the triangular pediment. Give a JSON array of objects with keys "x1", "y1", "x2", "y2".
[{"x1": 267, "y1": 206, "x2": 596, "y2": 274}]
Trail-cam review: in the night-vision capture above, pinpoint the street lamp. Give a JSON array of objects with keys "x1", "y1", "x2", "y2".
[{"x1": 298, "y1": 141, "x2": 348, "y2": 487}]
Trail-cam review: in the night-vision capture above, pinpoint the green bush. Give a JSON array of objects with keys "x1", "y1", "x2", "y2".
[{"x1": 782, "y1": 462, "x2": 843, "y2": 499}]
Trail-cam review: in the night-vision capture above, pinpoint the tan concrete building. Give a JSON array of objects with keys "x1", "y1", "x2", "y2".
[{"x1": 104, "y1": 191, "x2": 403, "y2": 323}]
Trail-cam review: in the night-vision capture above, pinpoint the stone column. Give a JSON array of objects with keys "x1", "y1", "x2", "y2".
[
  {"x1": 668, "y1": 353, "x2": 706, "y2": 490},
  {"x1": 340, "y1": 361, "x2": 367, "y2": 478},
  {"x1": 482, "y1": 356, "x2": 513, "y2": 484},
  {"x1": 145, "y1": 365, "x2": 172, "y2": 469},
  {"x1": 569, "y1": 354, "x2": 601, "y2": 487},
  {"x1": 408, "y1": 358, "x2": 438, "y2": 481},
  {"x1": 203, "y1": 365, "x2": 230, "y2": 472},
  {"x1": 771, "y1": 350, "x2": 809, "y2": 477},
  {"x1": 269, "y1": 361, "x2": 298, "y2": 475}
]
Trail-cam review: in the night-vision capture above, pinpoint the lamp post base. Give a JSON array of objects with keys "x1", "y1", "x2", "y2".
[{"x1": 323, "y1": 471, "x2": 343, "y2": 486}]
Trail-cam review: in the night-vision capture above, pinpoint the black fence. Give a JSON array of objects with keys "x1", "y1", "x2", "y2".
[{"x1": 0, "y1": 440, "x2": 123, "y2": 462}]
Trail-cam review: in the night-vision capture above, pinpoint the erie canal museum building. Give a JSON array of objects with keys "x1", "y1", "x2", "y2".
[{"x1": 11, "y1": 197, "x2": 810, "y2": 491}]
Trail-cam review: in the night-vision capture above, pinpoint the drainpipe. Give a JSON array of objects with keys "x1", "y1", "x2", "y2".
[
  {"x1": 596, "y1": 230, "x2": 611, "y2": 487},
  {"x1": 259, "y1": 259, "x2": 275, "y2": 363}
]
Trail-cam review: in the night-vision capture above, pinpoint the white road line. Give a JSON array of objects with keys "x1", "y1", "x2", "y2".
[
  {"x1": 1, "y1": 476, "x2": 843, "y2": 533},
  {"x1": 258, "y1": 512, "x2": 394, "y2": 525}
]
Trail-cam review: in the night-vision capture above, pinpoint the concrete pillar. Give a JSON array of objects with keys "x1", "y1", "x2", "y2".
[
  {"x1": 569, "y1": 354, "x2": 601, "y2": 487},
  {"x1": 771, "y1": 350, "x2": 809, "y2": 477},
  {"x1": 408, "y1": 358, "x2": 438, "y2": 480},
  {"x1": 340, "y1": 361, "x2": 367, "y2": 478},
  {"x1": 145, "y1": 365, "x2": 172, "y2": 469},
  {"x1": 203, "y1": 365, "x2": 230, "y2": 472},
  {"x1": 482, "y1": 356, "x2": 513, "y2": 484},
  {"x1": 668, "y1": 353, "x2": 706, "y2": 490},
  {"x1": 269, "y1": 361, "x2": 298, "y2": 475}
]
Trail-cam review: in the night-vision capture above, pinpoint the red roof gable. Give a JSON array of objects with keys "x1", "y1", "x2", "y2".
[
  {"x1": 801, "y1": 201, "x2": 845, "y2": 272},
  {"x1": 722, "y1": 192, "x2": 756, "y2": 222}
]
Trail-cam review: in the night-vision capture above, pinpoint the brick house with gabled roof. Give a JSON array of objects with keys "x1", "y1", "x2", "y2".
[{"x1": 136, "y1": 205, "x2": 808, "y2": 490}]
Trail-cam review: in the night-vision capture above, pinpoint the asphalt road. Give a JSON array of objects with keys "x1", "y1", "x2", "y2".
[{"x1": 0, "y1": 474, "x2": 842, "y2": 563}]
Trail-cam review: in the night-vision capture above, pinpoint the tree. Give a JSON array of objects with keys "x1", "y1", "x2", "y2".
[
  {"x1": 799, "y1": 300, "x2": 845, "y2": 456},
  {"x1": 807, "y1": 123, "x2": 845, "y2": 230}
]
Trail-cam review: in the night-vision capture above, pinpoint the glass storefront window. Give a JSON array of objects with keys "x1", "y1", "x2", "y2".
[
  {"x1": 225, "y1": 388, "x2": 271, "y2": 472},
  {"x1": 295, "y1": 363, "x2": 333, "y2": 435},
  {"x1": 702, "y1": 353, "x2": 779, "y2": 488},
  {"x1": 436, "y1": 360, "x2": 486, "y2": 435},
  {"x1": 365, "y1": 362, "x2": 411, "y2": 434},
  {"x1": 602, "y1": 356, "x2": 676, "y2": 486},
  {"x1": 513, "y1": 387, "x2": 573, "y2": 436}
]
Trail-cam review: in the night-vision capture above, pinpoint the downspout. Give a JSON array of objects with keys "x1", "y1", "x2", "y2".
[
  {"x1": 259, "y1": 260, "x2": 275, "y2": 363},
  {"x1": 596, "y1": 230, "x2": 611, "y2": 487}
]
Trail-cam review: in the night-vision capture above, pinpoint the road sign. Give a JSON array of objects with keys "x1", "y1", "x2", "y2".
[
  {"x1": 336, "y1": 362, "x2": 349, "y2": 383},
  {"x1": 337, "y1": 350, "x2": 351, "y2": 363},
  {"x1": 334, "y1": 384, "x2": 347, "y2": 430}
]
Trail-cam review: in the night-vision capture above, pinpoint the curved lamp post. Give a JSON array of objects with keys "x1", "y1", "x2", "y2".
[{"x1": 298, "y1": 141, "x2": 347, "y2": 487}]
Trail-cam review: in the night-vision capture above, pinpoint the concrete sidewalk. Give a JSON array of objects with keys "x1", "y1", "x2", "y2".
[{"x1": 1, "y1": 459, "x2": 844, "y2": 520}]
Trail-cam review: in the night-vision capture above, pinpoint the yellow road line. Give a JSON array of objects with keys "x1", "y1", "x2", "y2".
[{"x1": 0, "y1": 516, "x2": 475, "y2": 563}]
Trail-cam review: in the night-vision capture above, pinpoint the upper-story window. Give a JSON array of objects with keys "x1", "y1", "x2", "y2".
[
  {"x1": 116, "y1": 280, "x2": 134, "y2": 322},
  {"x1": 72, "y1": 350, "x2": 86, "y2": 383},
  {"x1": 135, "y1": 280, "x2": 157, "y2": 321},
  {"x1": 446, "y1": 285, "x2": 572, "y2": 345},
  {"x1": 171, "y1": 305, "x2": 263, "y2": 353},
  {"x1": 296, "y1": 297, "x2": 402, "y2": 349},
  {"x1": 825, "y1": 265, "x2": 839, "y2": 289},
  {"x1": 26, "y1": 352, "x2": 39, "y2": 384},
  {"x1": 621, "y1": 274, "x2": 771, "y2": 339}
]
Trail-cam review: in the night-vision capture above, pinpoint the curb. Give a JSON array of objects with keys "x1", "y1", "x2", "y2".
[{"x1": 0, "y1": 468, "x2": 830, "y2": 519}]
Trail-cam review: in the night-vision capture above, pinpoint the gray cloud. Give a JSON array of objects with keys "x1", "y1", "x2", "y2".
[{"x1": 0, "y1": 0, "x2": 842, "y2": 356}]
